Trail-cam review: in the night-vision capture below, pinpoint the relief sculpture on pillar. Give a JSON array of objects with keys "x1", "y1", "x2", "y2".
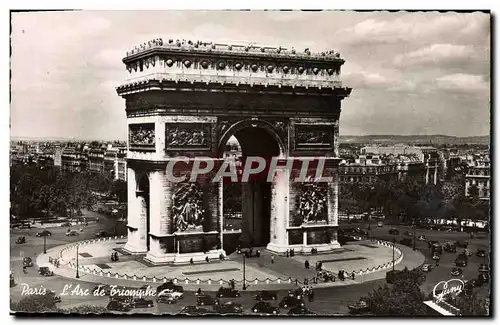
[
  {"x1": 129, "y1": 123, "x2": 155, "y2": 150},
  {"x1": 166, "y1": 123, "x2": 211, "y2": 150},
  {"x1": 296, "y1": 183, "x2": 328, "y2": 224},
  {"x1": 294, "y1": 124, "x2": 333, "y2": 149},
  {"x1": 171, "y1": 183, "x2": 205, "y2": 232}
]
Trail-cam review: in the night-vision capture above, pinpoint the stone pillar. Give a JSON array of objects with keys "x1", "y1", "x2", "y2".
[
  {"x1": 146, "y1": 170, "x2": 172, "y2": 260},
  {"x1": 267, "y1": 166, "x2": 290, "y2": 253},
  {"x1": 303, "y1": 229, "x2": 307, "y2": 247},
  {"x1": 124, "y1": 167, "x2": 148, "y2": 254},
  {"x1": 434, "y1": 167, "x2": 438, "y2": 185},
  {"x1": 425, "y1": 164, "x2": 430, "y2": 184},
  {"x1": 327, "y1": 166, "x2": 341, "y2": 248}
]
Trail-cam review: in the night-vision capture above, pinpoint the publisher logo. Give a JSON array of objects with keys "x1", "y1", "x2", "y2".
[{"x1": 432, "y1": 279, "x2": 464, "y2": 302}]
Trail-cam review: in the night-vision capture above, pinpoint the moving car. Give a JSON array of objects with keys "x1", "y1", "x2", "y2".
[
  {"x1": 279, "y1": 296, "x2": 305, "y2": 309},
  {"x1": 348, "y1": 300, "x2": 370, "y2": 314},
  {"x1": 216, "y1": 287, "x2": 240, "y2": 298},
  {"x1": 432, "y1": 253, "x2": 441, "y2": 260},
  {"x1": 214, "y1": 301, "x2": 243, "y2": 314},
  {"x1": 427, "y1": 240, "x2": 439, "y2": 248},
  {"x1": 36, "y1": 230, "x2": 52, "y2": 237},
  {"x1": 95, "y1": 231, "x2": 108, "y2": 238},
  {"x1": 251, "y1": 301, "x2": 280, "y2": 314},
  {"x1": 156, "y1": 293, "x2": 178, "y2": 304},
  {"x1": 129, "y1": 297, "x2": 154, "y2": 308},
  {"x1": 431, "y1": 243, "x2": 443, "y2": 254},
  {"x1": 38, "y1": 266, "x2": 54, "y2": 277},
  {"x1": 23, "y1": 257, "x2": 33, "y2": 267},
  {"x1": 478, "y1": 264, "x2": 489, "y2": 273},
  {"x1": 464, "y1": 249, "x2": 473, "y2": 257},
  {"x1": 444, "y1": 243, "x2": 457, "y2": 253},
  {"x1": 476, "y1": 249, "x2": 486, "y2": 257},
  {"x1": 422, "y1": 264, "x2": 433, "y2": 272},
  {"x1": 255, "y1": 290, "x2": 278, "y2": 301},
  {"x1": 197, "y1": 294, "x2": 217, "y2": 306},
  {"x1": 66, "y1": 230, "x2": 79, "y2": 236},
  {"x1": 288, "y1": 306, "x2": 316, "y2": 315},
  {"x1": 106, "y1": 300, "x2": 132, "y2": 312},
  {"x1": 404, "y1": 230, "x2": 413, "y2": 236},
  {"x1": 455, "y1": 256, "x2": 468, "y2": 267},
  {"x1": 15, "y1": 237, "x2": 26, "y2": 244},
  {"x1": 377, "y1": 221, "x2": 384, "y2": 227},
  {"x1": 156, "y1": 281, "x2": 184, "y2": 295},
  {"x1": 179, "y1": 306, "x2": 212, "y2": 315},
  {"x1": 451, "y1": 268, "x2": 463, "y2": 276},
  {"x1": 418, "y1": 235, "x2": 427, "y2": 241},
  {"x1": 388, "y1": 228, "x2": 400, "y2": 235},
  {"x1": 477, "y1": 273, "x2": 489, "y2": 284}
]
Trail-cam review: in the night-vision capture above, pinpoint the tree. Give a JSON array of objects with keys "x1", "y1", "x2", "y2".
[
  {"x1": 10, "y1": 292, "x2": 58, "y2": 312},
  {"x1": 363, "y1": 268, "x2": 428, "y2": 316},
  {"x1": 111, "y1": 180, "x2": 127, "y2": 203},
  {"x1": 61, "y1": 305, "x2": 109, "y2": 314}
]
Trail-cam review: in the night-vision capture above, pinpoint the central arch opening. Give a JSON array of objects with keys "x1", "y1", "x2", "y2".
[{"x1": 222, "y1": 124, "x2": 281, "y2": 249}]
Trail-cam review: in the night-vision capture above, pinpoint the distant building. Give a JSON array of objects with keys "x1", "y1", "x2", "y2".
[
  {"x1": 88, "y1": 147, "x2": 105, "y2": 173},
  {"x1": 465, "y1": 156, "x2": 490, "y2": 200},
  {"x1": 61, "y1": 147, "x2": 86, "y2": 173},
  {"x1": 53, "y1": 147, "x2": 62, "y2": 167},
  {"x1": 339, "y1": 155, "x2": 399, "y2": 184},
  {"x1": 114, "y1": 147, "x2": 127, "y2": 181}
]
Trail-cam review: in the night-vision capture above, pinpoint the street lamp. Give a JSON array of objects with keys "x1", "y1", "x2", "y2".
[
  {"x1": 76, "y1": 245, "x2": 80, "y2": 279},
  {"x1": 242, "y1": 253, "x2": 247, "y2": 290},
  {"x1": 412, "y1": 220, "x2": 416, "y2": 251},
  {"x1": 43, "y1": 235, "x2": 46, "y2": 254}
]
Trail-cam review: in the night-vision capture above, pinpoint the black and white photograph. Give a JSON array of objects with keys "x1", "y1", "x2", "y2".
[{"x1": 8, "y1": 8, "x2": 491, "y2": 317}]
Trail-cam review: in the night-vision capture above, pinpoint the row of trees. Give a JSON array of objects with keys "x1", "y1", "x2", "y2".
[
  {"x1": 10, "y1": 164, "x2": 127, "y2": 221},
  {"x1": 339, "y1": 175, "x2": 488, "y2": 224}
]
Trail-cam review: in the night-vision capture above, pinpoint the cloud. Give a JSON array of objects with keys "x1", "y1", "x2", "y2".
[
  {"x1": 393, "y1": 44, "x2": 476, "y2": 66},
  {"x1": 335, "y1": 12, "x2": 489, "y2": 46},
  {"x1": 436, "y1": 73, "x2": 489, "y2": 93}
]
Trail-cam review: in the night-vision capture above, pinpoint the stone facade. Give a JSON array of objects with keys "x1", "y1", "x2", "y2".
[{"x1": 117, "y1": 39, "x2": 351, "y2": 263}]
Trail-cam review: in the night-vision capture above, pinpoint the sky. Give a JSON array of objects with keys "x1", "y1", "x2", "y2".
[{"x1": 10, "y1": 10, "x2": 491, "y2": 140}]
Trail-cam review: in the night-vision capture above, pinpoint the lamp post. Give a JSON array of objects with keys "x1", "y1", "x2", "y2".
[
  {"x1": 43, "y1": 235, "x2": 47, "y2": 254},
  {"x1": 242, "y1": 253, "x2": 247, "y2": 290},
  {"x1": 392, "y1": 237, "x2": 396, "y2": 272},
  {"x1": 76, "y1": 245, "x2": 80, "y2": 279},
  {"x1": 412, "y1": 220, "x2": 416, "y2": 251}
]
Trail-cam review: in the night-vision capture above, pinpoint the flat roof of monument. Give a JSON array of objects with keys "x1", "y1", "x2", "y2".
[{"x1": 123, "y1": 38, "x2": 344, "y2": 64}]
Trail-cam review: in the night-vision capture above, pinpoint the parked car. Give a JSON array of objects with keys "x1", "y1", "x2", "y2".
[
  {"x1": 95, "y1": 231, "x2": 108, "y2": 238},
  {"x1": 451, "y1": 268, "x2": 463, "y2": 276},
  {"x1": 279, "y1": 296, "x2": 305, "y2": 309},
  {"x1": 216, "y1": 287, "x2": 240, "y2": 298},
  {"x1": 179, "y1": 306, "x2": 212, "y2": 315},
  {"x1": 348, "y1": 300, "x2": 370, "y2": 314},
  {"x1": 106, "y1": 300, "x2": 132, "y2": 312},
  {"x1": 422, "y1": 264, "x2": 434, "y2": 272},
  {"x1": 156, "y1": 293, "x2": 178, "y2": 304},
  {"x1": 388, "y1": 228, "x2": 400, "y2": 235},
  {"x1": 38, "y1": 267, "x2": 54, "y2": 277},
  {"x1": 418, "y1": 235, "x2": 427, "y2": 241},
  {"x1": 36, "y1": 230, "x2": 52, "y2": 237},
  {"x1": 66, "y1": 230, "x2": 79, "y2": 236},
  {"x1": 255, "y1": 290, "x2": 278, "y2": 301},
  {"x1": 23, "y1": 257, "x2": 33, "y2": 267},
  {"x1": 197, "y1": 294, "x2": 217, "y2": 306},
  {"x1": 476, "y1": 249, "x2": 486, "y2": 257},
  {"x1": 214, "y1": 301, "x2": 243, "y2": 314},
  {"x1": 252, "y1": 301, "x2": 280, "y2": 314},
  {"x1": 288, "y1": 306, "x2": 316, "y2": 315},
  {"x1": 15, "y1": 237, "x2": 26, "y2": 244},
  {"x1": 478, "y1": 264, "x2": 489, "y2": 273}
]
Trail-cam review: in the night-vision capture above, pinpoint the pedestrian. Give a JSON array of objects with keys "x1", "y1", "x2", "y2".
[
  {"x1": 256, "y1": 250, "x2": 260, "y2": 258},
  {"x1": 286, "y1": 249, "x2": 290, "y2": 258},
  {"x1": 190, "y1": 258, "x2": 194, "y2": 264},
  {"x1": 351, "y1": 272, "x2": 355, "y2": 280},
  {"x1": 230, "y1": 279, "x2": 235, "y2": 289},
  {"x1": 22, "y1": 266, "x2": 27, "y2": 274},
  {"x1": 206, "y1": 256, "x2": 209, "y2": 263},
  {"x1": 271, "y1": 256, "x2": 274, "y2": 264},
  {"x1": 338, "y1": 270, "x2": 342, "y2": 280},
  {"x1": 304, "y1": 277, "x2": 309, "y2": 285},
  {"x1": 111, "y1": 253, "x2": 115, "y2": 262},
  {"x1": 305, "y1": 260, "x2": 310, "y2": 269},
  {"x1": 196, "y1": 288, "x2": 202, "y2": 296},
  {"x1": 309, "y1": 289, "x2": 315, "y2": 302}
]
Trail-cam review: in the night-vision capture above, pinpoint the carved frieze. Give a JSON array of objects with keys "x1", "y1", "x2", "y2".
[
  {"x1": 295, "y1": 183, "x2": 328, "y2": 224},
  {"x1": 129, "y1": 123, "x2": 155, "y2": 150},
  {"x1": 171, "y1": 183, "x2": 205, "y2": 233},
  {"x1": 165, "y1": 123, "x2": 211, "y2": 150},
  {"x1": 295, "y1": 124, "x2": 333, "y2": 148}
]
